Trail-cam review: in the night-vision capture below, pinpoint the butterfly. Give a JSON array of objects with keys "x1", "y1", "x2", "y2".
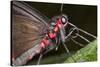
[{"x1": 11, "y1": 1, "x2": 96, "y2": 66}]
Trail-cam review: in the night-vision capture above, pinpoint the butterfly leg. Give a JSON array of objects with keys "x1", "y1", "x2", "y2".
[
  {"x1": 71, "y1": 38, "x2": 84, "y2": 47},
  {"x1": 62, "y1": 42, "x2": 76, "y2": 62},
  {"x1": 37, "y1": 53, "x2": 43, "y2": 65}
]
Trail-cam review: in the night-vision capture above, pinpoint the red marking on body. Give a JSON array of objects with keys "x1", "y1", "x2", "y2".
[
  {"x1": 49, "y1": 33, "x2": 56, "y2": 39},
  {"x1": 43, "y1": 39, "x2": 49, "y2": 46},
  {"x1": 40, "y1": 42, "x2": 45, "y2": 48},
  {"x1": 57, "y1": 18, "x2": 62, "y2": 28},
  {"x1": 54, "y1": 18, "x2": 62, "y2": 32},
  {"x1": 40, "y1": 38, "x2": 50, "y2": 48},
  {"x1": 40, "y1": 18, "x2": 63, "y2": 49},
  {"x1": 54, "y1": 26, "x2": 58, "y2": 32}
]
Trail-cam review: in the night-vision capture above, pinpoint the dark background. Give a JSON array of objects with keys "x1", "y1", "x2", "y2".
[{"x1": 26, "y1": 1, "x2": 97, "y2": 36}]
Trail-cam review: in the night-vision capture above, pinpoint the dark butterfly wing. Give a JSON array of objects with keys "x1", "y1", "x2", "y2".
[{"x1": 11, "y1": 1, "x2": 50, "y2": 65}]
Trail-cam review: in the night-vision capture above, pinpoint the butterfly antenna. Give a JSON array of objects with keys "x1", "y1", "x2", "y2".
[{"x1": 60, "y1": 2, "x2": 63, "y2": 14}]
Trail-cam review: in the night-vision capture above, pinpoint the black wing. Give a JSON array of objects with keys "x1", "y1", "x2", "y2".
[{"x1": 11, "y1": 1, "x2": 50, "y2": 65}]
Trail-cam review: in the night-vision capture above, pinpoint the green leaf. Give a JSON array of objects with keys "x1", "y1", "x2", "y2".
[{"x1": 64, "y1": 40, "x2": 97, "y2": 63}]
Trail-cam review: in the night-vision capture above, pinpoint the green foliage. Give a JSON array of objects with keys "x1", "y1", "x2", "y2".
[{"x1": 64, "y1": 40, "x2": 97, "y2": 63}]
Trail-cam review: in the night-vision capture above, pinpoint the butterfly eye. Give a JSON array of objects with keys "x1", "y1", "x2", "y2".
[
  {"x1": 61, "y1": 15, "x2": 68, "y2": 24},
  {"x1": 61, "y1": 17, "x2": 66, "y2": 24}
]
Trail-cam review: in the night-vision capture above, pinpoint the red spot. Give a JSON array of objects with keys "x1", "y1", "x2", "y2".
[
  {"x1": 57, "y1": 19, "x2": 62, "y2": 28},
  {"x1": 54, "y1": 26, "x2": 58, "y2": 32},
  {"x1": 40, "y1": 38, "x2": 50, "y2": 48},
  {"x1": 58, "y1": 23, "x2": 62, "y2": 28},
  {"x1": 40, "y1": 42, "x2": 45, "y2": 48},
  {"x1": 54, "y1": 18, "x2": 62, "y2": 32},
  {"x1": 49, "y1": 33, "x2": 56, "y2": 39},
  {"x1": 44, "y1": 39, "x2": 49, "y2": 46}
]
